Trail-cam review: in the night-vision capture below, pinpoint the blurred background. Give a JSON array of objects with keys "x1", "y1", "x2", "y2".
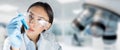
[{"x1": 0, "y1": 0, "x2": 120, "y2": 50}]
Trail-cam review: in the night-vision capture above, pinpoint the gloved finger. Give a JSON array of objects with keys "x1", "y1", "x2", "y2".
[
  {"x1": 10, "y1": 14, "x2": 25, "y2": 23},
  {"x1": 7, "y1": 21, "x2": 22, "y2": 30},
  {"x1": 7, "y1": 21, "x2": 23, "y2": 37},
  {"x1": 7, "y1": 27, "x2": 21, "y2": 36}
]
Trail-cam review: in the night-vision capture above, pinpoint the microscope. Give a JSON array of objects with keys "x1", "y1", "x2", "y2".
[{"x1": 72, "y1": 0, "x2": 120, "y2": 48}]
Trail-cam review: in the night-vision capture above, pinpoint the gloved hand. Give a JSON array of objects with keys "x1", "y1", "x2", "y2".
[{"x1": 7, "y1": 13, "x2": 25, "y2": 48}]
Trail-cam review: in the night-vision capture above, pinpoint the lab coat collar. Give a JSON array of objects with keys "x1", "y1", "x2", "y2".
[{"x1": 23, "y1": 33, "x2": 42, "y2": 45}]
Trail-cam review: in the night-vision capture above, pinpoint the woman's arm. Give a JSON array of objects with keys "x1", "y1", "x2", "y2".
[
  {"x1": 5, "y1": 14, "x2": 25, "y2": 50},
  {"x1": 3, "y1": 37, "x2": 20, "y2": 50}
]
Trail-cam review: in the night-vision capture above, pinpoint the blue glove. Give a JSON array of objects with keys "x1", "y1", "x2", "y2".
[{"x1": 7, "y1": 13, "x2": 25, "y2": 48}]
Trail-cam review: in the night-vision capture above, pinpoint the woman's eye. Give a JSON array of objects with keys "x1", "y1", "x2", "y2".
[
  {"x1": 29, "y1": 15, "x2": 33, "y2": 19},
  {"x1": 38, "y1": 18, "x2": 42, "y2": 21},
  {"x1": 38, "y1": 18, "x2": 45, "y2": 21}
]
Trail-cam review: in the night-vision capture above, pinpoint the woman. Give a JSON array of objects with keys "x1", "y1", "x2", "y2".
[{"x1": 3, "y1": 1, "x2": 61, "y2": 50}]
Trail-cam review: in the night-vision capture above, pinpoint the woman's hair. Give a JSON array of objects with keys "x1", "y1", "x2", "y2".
[{"x1": 21, "y1": 1, "x2": 54, "y2": 33}]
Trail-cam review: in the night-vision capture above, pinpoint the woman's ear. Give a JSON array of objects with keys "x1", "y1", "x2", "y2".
[{"x1": 44, "y1": 23, "x2": 51, "y2": 30}]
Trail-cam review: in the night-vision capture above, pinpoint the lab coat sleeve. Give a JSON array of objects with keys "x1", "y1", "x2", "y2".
[
  {"x1": 51, "y1": 35, "x2": 62, "y2": 50},
  {"x1": 43, "y1": 31, "x2": 62, "y2": 50},
  {"x1": 3, "y1": 37, "x2": 11, "y2": 50}
]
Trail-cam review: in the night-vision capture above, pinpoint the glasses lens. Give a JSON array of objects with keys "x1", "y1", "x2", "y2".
[
  {"x1": 38, "y1": 19, "x2": 48, "y2": 27},
  {"x1": 26, "y1": 12, "x2": 49, "y2": 27}
]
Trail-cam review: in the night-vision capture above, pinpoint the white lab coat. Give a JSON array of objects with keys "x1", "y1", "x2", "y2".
[{"x1": 3, "y1": 32, "x2": 62, "y2": 50}]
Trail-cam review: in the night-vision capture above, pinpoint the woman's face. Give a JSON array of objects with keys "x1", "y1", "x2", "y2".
[{"x1": 26, "y1": 6, "x2": 51, "y2": 35}]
